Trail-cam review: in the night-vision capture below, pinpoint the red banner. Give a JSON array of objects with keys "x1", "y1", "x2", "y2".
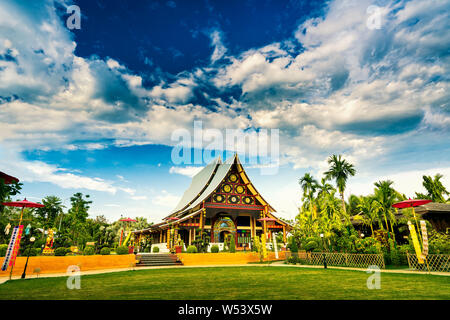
[{"x1": 9, "y1": 225, "x2": 23, "y2": 267}]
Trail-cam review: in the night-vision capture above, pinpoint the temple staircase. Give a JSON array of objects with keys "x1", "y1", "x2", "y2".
[{"x1": 136, "y1": 253, "x2": 183, "y2": 267}]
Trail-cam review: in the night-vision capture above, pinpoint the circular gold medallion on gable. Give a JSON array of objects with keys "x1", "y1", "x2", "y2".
[
  {"x1": 222, "y1": 184, "x2": 232, "y2": 193},
  {"x1": 228, "y1": 195, "x2": 239, "y2": 204},
  {"x1": 228, "y1": 173, "x2": 238, "y2": 183}
]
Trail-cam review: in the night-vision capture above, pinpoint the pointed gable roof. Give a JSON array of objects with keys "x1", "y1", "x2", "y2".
[
  {"x1": 168, "y1": 157, "x2": 221, "y2": 216},
  {"x1": 165, "y1": 153, "x2": 280, "y2": 219}
]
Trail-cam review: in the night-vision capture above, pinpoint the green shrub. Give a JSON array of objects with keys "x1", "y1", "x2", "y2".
[
  {"x1": 27, "y1": 247, "x2": 37, "y2": 256},
  {"x1": 54, "y1": 247, "x2": 66, "y2": 256},
  {"x1": 152, "y1": 246, "x2": 159, "y2": 253},
  {"x1": 116, "y1": 246, "x2": 129, "y2": 255},
  {"x1": 83, "y1": 246, "x2": 95, "y2": 255},
  {"x1": 288, "y1": 238, "x2": 298, "y2": 253},
  {"x1": 287, "y1": 256, "x2": 297, "y2": 264},
  {"x1": 304, "y1": 240, "x2": 318, "y2": 252},
  {"x1": 229, "y1": 235, "x2": 236, "y2": 253},
  {"x1": 211, "y1": 245, "x2": 219, "y2": 253},
  {"x1": 100, "y1": 247, "x2": 111, "y2": 255},
  {"x1": 33, "y1": 247, "x2": 42, "y2": 256},
  {"x1": 187, "y1": 245, "x2": 198, "y2": 253},
  {"x1": 0, "y1": 244, "x2": 8, "y2": 257}
]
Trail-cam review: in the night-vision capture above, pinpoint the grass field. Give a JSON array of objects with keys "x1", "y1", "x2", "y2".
[{"x1": 0, "y1": 266, "x2": 449, "y2": 300}]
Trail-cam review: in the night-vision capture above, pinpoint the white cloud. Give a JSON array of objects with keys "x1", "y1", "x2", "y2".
[
  {"x1": 210, "y1": 29, "x2": 227, "y2": 63},
  {"x1": 152, "y1": 190, "x2": 181, "y2": 208},
  {"x1": 169, "y1": 166, "x2": 203, "y2": 178}
]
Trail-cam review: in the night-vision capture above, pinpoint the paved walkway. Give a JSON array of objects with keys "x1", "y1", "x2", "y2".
[{"x1": 1, "y1": 262, "x2": 447, "y2": 284}]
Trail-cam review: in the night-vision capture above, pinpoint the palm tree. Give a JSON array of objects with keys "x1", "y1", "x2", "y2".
[
  {"x1": 324, "y1": 154, "x2": 356, "y2": 214},
  {"x1": 316, "y1": 177, "x2": 334, "y2": 199},
  {"x1": 355, "y1": 196, "x2": 382, "y2": 237},
  {"x1": 299, "y1": 173, "x2": 318, "y2": 217},
  {"x1": 373, "y1": 180, "x2": 400, "y2": 241},
  {"x1": 421, "y1": 174, "x2": 449, "y2": 203},
  {"x1": 319, "y1": 191, "x2": 343, "y2": 225}
]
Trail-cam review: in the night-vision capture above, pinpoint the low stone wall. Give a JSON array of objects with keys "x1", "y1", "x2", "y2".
[
  {"x1": 0, "y1": 255, "x2": 137, "y2": 277},
  {"x1": 178, "y1": 251, "x2": 286, "y2": 266}
]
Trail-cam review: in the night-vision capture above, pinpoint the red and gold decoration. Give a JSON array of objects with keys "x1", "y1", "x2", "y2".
[{"x1": 42, "y1": 228, "x2": 55, "y2": 255}]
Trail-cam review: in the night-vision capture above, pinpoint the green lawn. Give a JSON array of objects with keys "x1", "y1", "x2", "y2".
[{"x1": 0, "y1": 266, "x2": 449, "y2": 300}]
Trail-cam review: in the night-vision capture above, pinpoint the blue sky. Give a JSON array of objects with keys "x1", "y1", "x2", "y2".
[{"x1": 0, "y1": 0, "x2": 449, "y2": 223}]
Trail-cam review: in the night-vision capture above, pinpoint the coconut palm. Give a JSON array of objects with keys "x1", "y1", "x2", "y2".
[
  {"x1": 420, "y1": 174, "x2": 449, "y2": 203},
  {"x1": 319, "y1": 191, "x2": 343, "y2": 224},
  {"x1": 373, "y1": 180, "x2": 401, "y2": 241},
  {"x1": 324, "y1": 154, "x2": 356, "y2": 214},
  {"x1": 355, "y1": 196, "x2": 382, "y2": 237},
  {"x1": 316, "y1": 177, "x2": 334, "y2": 199},
  {"x1": 299, "y1": 173, "x2": 319, "y2": 217}
]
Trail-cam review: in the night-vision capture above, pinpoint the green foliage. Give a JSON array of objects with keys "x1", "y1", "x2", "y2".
[
  {"x1": 115, "y1": 246, "x2": 129, "y2": 255},
  {"x1": 54, "y1": 247, "x2": 67, "y2": 256},
  {"x1": 229, "y1": 234, "x2": 236, "y2": 253},
  {"x1": 354, "y1": 237, "x2": 380, "y2": 254},
  {"x1": 0, "y1": 244, "x2": 7, "y2": 256},
  {"x1": 287, "y1": 256, "x2": 298, "y2": 264},
  {"x1": 210, "y1": 245, "x2": 219, "y2": 253},
  {"x1": 304, "y1": 240, "x2": 318, "y2": 252},
  {"x1": 100, "y1": 247, "x2": 110, "y2": 255},
  {"x1": 152, "y1": 246, "x2": 160, "y2": 253},
  {"x1": 417, "y1": 174, "x2": 449, "y2": 203},
  {"x1": 83, "y1": 246, "x2": 95, "y2": 255},
  {"x1": 287, "y1": 237, "x2": 298, "y2": 253},
  {"x1": 187, "y1": 245, "x2": 198, "y2": 253},
  {"x1": 428, "y1": 230, "x2": 450, "y2": 254}
]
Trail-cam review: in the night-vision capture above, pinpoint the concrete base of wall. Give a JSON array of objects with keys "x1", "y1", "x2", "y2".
[
  {"x1": 0, "y1": 255, "x2": 136, "y2": 277},
  {"x1": 178, "y1": 252, "x2": 285, "y2": 266}
]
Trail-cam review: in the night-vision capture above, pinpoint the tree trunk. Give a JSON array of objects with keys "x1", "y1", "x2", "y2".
[{"x1": 340, "y1": 193, "x2": 346, "y2": 214}]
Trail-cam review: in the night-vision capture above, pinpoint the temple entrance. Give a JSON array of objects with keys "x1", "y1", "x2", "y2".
[
  {"x1": 212, "y1": 215, "x2": 236, "y2": 243},
  {"x1": 218, "y1": 230, "x2": 230, "y2": 243}
]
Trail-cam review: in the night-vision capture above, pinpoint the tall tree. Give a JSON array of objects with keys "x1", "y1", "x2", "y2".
[
  {"x1": 324, "y1": 154, "x2": 356, "y2": 214},
  {"x1": 355, "y1": 196, "x2": 382, "y2": 237},
  {"x1": 299, "y1": 173, "x2": 318, "y2": 217},
  {"x1": 316, "y1": 177, "x2": 334, "y2": 199},
  {"x1": 35, "y1": 196, "x2": 64, "y2": 229},
  {"x1": 0, "y1": 179, "x2": 22, "y2": 213},
  {"x1": 373, "y1": 180, "x2": 401, "y2": 240},
  {"x1": 419, "y1": 174, "x2": 449, "y2": 203},
  {"x1": 67, "y1": 193, "x2": 92, "y2": 245}
]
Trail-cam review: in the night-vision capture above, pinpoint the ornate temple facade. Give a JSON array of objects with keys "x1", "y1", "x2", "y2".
[{"x1": 134, "y1": 154, "x2": 292, "y2": 252}]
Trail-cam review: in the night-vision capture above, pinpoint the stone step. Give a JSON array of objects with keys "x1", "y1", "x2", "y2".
[{"x1": 136, "y1": 253, "x2": 183, "y2": 267}]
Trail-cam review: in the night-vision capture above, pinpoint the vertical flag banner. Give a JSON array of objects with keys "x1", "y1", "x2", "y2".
[
  {"x1": 420, "y1": 220, "x2": 428, "y2": 260},
  {"x1": 9, "y1": 225, "x2": 24, "y2": 267},
  {"x1": 408, "y1": 221, "x2": 423, "y2": 264},
  {"x1": 1, "y1": 225, "x2": 23, "y2": 271}
]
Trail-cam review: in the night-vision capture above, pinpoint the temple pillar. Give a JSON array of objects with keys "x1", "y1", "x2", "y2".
[
  {"x1": 166, "y1": 229, "x2": 170, "y2": 248},
  {"x1": 282, "y1": 225, "x2": 286, "y2": 243},
  {"x1": 159, "y1": 231, "x2": 162, "y2": 243},
  {"x1": 188, "y1": 228, "x2": 192, "y2": 246}
]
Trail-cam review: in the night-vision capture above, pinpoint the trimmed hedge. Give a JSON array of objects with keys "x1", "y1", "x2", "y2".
[
  {"x1": 115, "y1": 246, "x2": 129, "y2": 255},
  {"x1": 210, "y1": 245, "x2": 219, "y2": 253},
  {"x1": 186, "y1": 245, "x2": 198, "y2": 253},
  {"x1": 100, "y1": 247, "x2": 111, "y2": 255},
  {"x1": 152, "y1": 246, "x2": 159, "y2": 253},
  {"x1": 0, "y1": 244, "x2": 8, "y2": 257},
  {"x1": 83, "y1": 246, "x2": 95, "y2": 255},
  {"x1": 54, "y1": 247, "x2": 67, "y2": 256}
]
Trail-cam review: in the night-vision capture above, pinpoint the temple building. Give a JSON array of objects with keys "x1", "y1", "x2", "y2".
[{"x1": 134, "y1": 154, "x2": 292, "y2": 252}]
